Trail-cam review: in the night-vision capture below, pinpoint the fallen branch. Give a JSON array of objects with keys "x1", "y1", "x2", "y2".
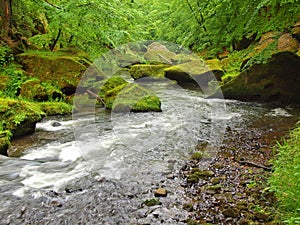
[
  {"x1": 237, "y1": 160, "x2": 272, "y2": 171},
  {"x1": 158, "y1": 54, "x2": 173, "y2": 65},
  {"x1": 86, "y1": 89, "x2": 106, "y2": 107}
]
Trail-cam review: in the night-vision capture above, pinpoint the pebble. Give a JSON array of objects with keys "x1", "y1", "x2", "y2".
[{"x1": 154, "y1": 188, "x2": 167, "y2": 197}]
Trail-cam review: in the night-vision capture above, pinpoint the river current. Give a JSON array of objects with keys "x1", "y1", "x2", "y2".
[{"x1": 0, "y1": 80, "x2": 299, "y2": 224}]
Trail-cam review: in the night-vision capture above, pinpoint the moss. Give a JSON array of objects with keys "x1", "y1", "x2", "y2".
[
  {"x1": 0, "y1": 75, "x2": 10, "y2": 91},
  {"x1": 129, "y1": 64, "x2": 169, "y2": 80},
  {"x1": 20, "y1": 79, "x2": 48, "y2": 101},
  {"x1": 17, "y1": 50, "x2": 90, "y2": 94},
  {"x1": 0, "y1": 98, "x2": 45, "y2": 138},
  {"x1": 38, "y1": 102, "x2": 72, "y2": 115},
  {"x1": 99, "y1": 76, "x2": 162, "y2": 112},
  {"x1": 164, "y1": 59, "x2": 224, "y2": 85},
  {"x1": 143, "y1": 198, "x2": 162, "y2": 207},
  {"x1": 191, "y1": 151, "x2": 203, "y2": 160}
]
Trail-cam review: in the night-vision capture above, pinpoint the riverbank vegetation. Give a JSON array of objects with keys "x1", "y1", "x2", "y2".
[
  {"x1": 270, "y1": 126, "x2": 300, "y2": 224},
  {"x1": 1, "y1": 0, "x2": 300, "y2": 223}
]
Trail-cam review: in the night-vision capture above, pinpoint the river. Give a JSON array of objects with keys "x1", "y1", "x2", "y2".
[{"x1": 0, "y1": 80, "x2": 299, "y2": 224}]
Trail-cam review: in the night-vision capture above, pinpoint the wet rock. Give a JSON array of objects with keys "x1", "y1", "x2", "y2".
[
  {"x1": 51, "y1": 121, "x2": 62, "y2": 127},
  {"x1": 154, "y1": 188, "x2": 167, "y2": 197},
  {"x1": 222, "y1": 207, "x2": 240, "y2": 218}
]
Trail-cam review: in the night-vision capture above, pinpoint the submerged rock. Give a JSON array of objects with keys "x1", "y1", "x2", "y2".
[
  {"x1": 99, "y1": 76, "x2": 161, "y2": 112},
  {"x1": 217, "y1": 52, "x2": 300, "y2": 103}
]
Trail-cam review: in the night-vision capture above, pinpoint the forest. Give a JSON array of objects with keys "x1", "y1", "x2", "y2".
[{"x1": 0, "y1": 0, "x2": 300, "y2": 224}]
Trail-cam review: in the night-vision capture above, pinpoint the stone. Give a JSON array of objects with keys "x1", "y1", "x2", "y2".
[
  {"x1": 222, "y1": 207, "x2": 240, "y2": 218},
  {"x1": 215, "y1": 52, "x2": 300, "y2": 104},
  {"x1": 129, "y1": 64, "x2": 169, "y2": 80},
  {"x1": 99, "y1": 76, "x2": 162, "y2": 112},
  {"x1": 145, "y1": 42, "x2": 176, "y2": 64},
  {"x1": 164, "y1": 59, "x2": 224, "y2": 88},
  {"x1": 17, "y1": 49, "x2": 91, "y2": 96},
  {"x1": 154, "y1": 188, "x2": 167, "y2": 197}
]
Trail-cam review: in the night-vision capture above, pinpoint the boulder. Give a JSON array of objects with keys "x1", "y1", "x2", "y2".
[
  {"x1": 17, "y1": 49, "x2": 91, "y2": 96},
  {"x1": 20, "y1": 80, "x2": 63, "y2": 101},
  {"x1": 99, "y1": 76, "x2": 161, "y2": 112},
  {"x1": 0, "y1": 98, "x2": 45, "y2": 138},
  {"x1": 129, "y1": 64, "x2": 169, "y2": 80},
  {"x1": 164, "y1": 59, "x2": 224, "y2": 87},
  {"x1": 218, "y1": 52, "x2": 300, "y2": 103},
  {"x1": 0, "y1": 131, "x2": 11, "y2": 156},
  {"x1": 144, "y1": 42, "x2": 176, "y2": 64}
]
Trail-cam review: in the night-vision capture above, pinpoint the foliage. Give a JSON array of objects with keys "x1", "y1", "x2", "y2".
[
  {"x1": 148, "y1": 0, "x2": 300, "y2": 55},
  {"x1": 269, "y1": 125, "x2": 300, "y2": 223},
  {"x1": 12, "y1": 0, "x2": 152, "y2": 59}
]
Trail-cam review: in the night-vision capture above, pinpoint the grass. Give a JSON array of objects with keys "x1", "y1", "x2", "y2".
[{"x1": 269, "y1": 125, "x2": 300, "y2": 224}]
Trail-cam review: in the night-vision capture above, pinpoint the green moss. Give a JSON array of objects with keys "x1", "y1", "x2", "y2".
[
  {"x1": 99, "y1": 76, "x2": 162, "y2": 112},
  {"x1": 38, "y1": 102, "x2": 72, "y2": 115},
  {"x1": 191, "y1": 151, "x2": 203, "y2": 160},
  {"x1": 17, "y1": 50, "x2": 90, "y2": 92},
  {"x1": 129, "y1": 64, "x2": 169, "y2": 80},
  {"x1": 143, "y1": 198, "x2": 162, "y2": 207},
  {"x1": 0, "y1": 98, "x2": 45, "y2": 138}
]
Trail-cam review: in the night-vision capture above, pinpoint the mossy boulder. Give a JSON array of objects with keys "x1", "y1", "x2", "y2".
[
  {"x1": 0, "y1": 98, "x2": 45, "y2": 138},
  {"x1": 17, "y1": 50, "x2": 91, "y2": 96},
  {"x1": 164, "y1": 59, "x2": 224, "y2": 87},
  {"x1": 144, "y1": 42, "x2": 176, "y2": 64},
  {"x1": 129, "y1": 64, "x2": 170, "y2": 80},
  {"x1": 218, "y1": 52, "x2": 300, "y2": 103},
  {"x1": 38, "y1": 102, "x2": 72, "y2": 115},
  {"x1": 99, "y1": 76, "x2": 161, "y2": 112},
  {"x1": 20, "y1": 80, "x2": 63, "y2": 101}
]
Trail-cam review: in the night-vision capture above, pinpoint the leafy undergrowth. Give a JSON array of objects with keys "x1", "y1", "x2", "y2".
[{"x1": 269, "y1": 125, "x2": 300, "y2": 224}]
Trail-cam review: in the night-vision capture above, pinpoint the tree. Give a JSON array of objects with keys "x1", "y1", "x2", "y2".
[{"x1": 0, "y1": 0, "x2": 12, "y2": 43}]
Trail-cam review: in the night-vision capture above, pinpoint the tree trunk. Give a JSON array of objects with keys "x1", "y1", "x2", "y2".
[{"x1": 0, "y1": 0, "x2": 13, "y2": 42}]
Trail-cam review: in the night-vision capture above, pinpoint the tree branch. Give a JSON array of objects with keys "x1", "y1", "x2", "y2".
[{"x1": 44, "y1": 0, "x2": 62, "y2": 9}]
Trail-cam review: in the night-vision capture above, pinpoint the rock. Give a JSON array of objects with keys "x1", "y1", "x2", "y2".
[
  {"x1": 164, "y1": 59, "x2": 224, "y2": 88},
  {"x1": 20, "y1": 80, "x2": 63, "y2": 101},
  {"x1": 238, "y1": 218, "x2": 250, "y2": 225},
  {"x1": 171, "y1": 54, "x2": 198, "y2": 64},
  {"x1": 0, "y1": 98, "x2": 45, "y2": 139},
  {"x1": 0, "y1": 132, "x2": 11, "y2": 156},
  {"x1": 277, "y1": 33, "x2": 299, "y2": 53},
  {"x1": 145, "y1": 42, "x2": 176, "y2": 64},
  {"x1": 222, "y1": 207, "x2": 240, "y2": 218},
  {"x1": 129, "y1": 64, "x2": 169, "y2": 80},
  {"x1": 51, "y1": 121, "x2": 62, "y2": 127},
  {"x1": 17, "y1": 49, "x2": 91, "y2": 96},
  {"x1": 154, "y1": 188, "x2": 167, "y2": 197},
  {"x1": 99, "y1": 76, "x2": 162, "y2": 112},
  {"x1": 144, "y1": 198, "x2": 162, "y2": 207},
  {"x1": 216, "y1": 52, "x2": 300, "y2": 104}
]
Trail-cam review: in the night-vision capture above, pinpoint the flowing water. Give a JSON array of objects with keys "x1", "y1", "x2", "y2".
[{"x1": 0, "y1": 81, "x2": 299, "y2": 224}]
